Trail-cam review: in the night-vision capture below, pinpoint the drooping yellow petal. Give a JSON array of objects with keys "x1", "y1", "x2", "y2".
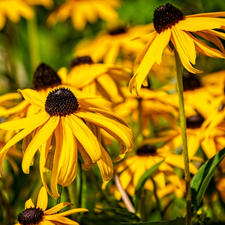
[
  {"x1": 0, "y1": 114, "x2": 48, "y2": 177},
  {"x1": 0, "y1": 92, "x2": 21, "y2": 104},
  {"x1": 97, "y1": 145, "x2": 113, "y2": 182},
  {"x1": 18, "y1": 89, "x2": 45, "y2": 108},
  {"x1": 55, "y1": 208, "x2": 88, "y2": 217},
  {"x1": 76, "y1": 110, "x2": 134, "y2": 160},
  {"x1": 36, "y1": 187, "x2": 48, "y2": 211},
  {"x1": 171, "y1": 30, "x2": 202, "y2": 74},
  {"x1": 66, "y1": 115, "x2": 101, "y2": 163},
  {"x1": 58, "y1": 117, "x2": 77, "y2": 186},
  {"x1": 45, "y1": 202, "x2": 72, "y2": 215},
  {"x1": 22, "y1": 116, "x2": 59, "y2": 174}
]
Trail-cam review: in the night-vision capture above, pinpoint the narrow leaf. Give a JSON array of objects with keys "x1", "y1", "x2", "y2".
[
  {"x1": 133, "y1": 160, "x2": 164, "y2": 212},
  {"x1": 191, "y1": 147, "x2": 225, "y2": 214}
]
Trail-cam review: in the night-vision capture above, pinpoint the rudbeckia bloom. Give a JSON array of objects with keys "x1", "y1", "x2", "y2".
[
  {"x1": 130, "y1": 3, "x2": 225, "y2": 95},
  {"x1": 115, "y1": 143, "x2": 198, "y2": 198},
  {"x1": 15, "y1": 186, "x2": 88, "y2": 225},
  {"x1": 47, "y1": 0, "x2": 120, "y2": 30},
  {"x1": 0, "y1": 87, "x2": 134, "y2": 198},
  {"x1": 75, "y1": 24, "x2": 153, "y2": 64},
  {"x1": 60, "y1": 56, "x2": 131, "y2": 104},
  {"x1": 0, "y1": 0, "x2": 34, "y2": 30}
]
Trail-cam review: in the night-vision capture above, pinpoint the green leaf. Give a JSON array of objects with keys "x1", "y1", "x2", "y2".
[
  {"x1": 120, "y1": 217, "x2": 185, "y2": 225},
  {"x1": 133, "y1": 160, "x2": 164, "y2": 212},
  {"x1": 191, "y1": 147, "x2": 225, "y2": 215}
]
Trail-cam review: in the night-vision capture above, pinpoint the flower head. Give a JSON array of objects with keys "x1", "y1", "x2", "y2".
[
  {"x1": 0, "y1": 87, "x2": 134, "y2": 198},
  {"x1": 130, "y1": 3, "x2": 225, "y2": 95},
  {"x1": 16, "y1": 186, "x2": 88, "y2": 225}
]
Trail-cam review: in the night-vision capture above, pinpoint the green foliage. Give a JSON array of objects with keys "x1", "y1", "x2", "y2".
[
  {"x1": 191, "y1": 148, "x2": 225, "y2": 215},
  {"x1": 133, "y1": 161, "x2": 164, "y2": 212},
  {"x1": 120, "y1": 217, "x2": 185, "y2": 225}
]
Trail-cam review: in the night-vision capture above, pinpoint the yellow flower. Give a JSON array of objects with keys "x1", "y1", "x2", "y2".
[
  {"x1": 15, "y1": 186, "x2": 88, "y2": 225},
  {"x1": 0, "y1": 0, "x2": 34, "y2": 30},
  {"x1": 0, "y1": 87, "x2": 134, "y2": 198},
  {"x1": 130, "y1": 3, "x2": 225, "y2": 95},
  {"x1": 47, "y1": 0, "x2": 120, "y2": 30},
  {"x1": 59, "y1": 56, "x2": 131, "y2": 104},
  {"x1": 113, "y1": 87, "x2": 179, "y2": 137},
  {"x1": 115, "y1": 143, "x2": 198, "y2": 198},
  {"x1": 23, "y1": 0, "x2": 53, "y2": 9},
  {"x1": 0, "y1": 63, "x2": 111, "y2": 120},
  {"x1": 75, "y1": 24, "x2": 153, "y2": 64}
]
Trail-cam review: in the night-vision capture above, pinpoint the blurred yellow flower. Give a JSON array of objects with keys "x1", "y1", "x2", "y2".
[
  {"x1": 130, "y1": 3, "x2": 225, "y2": 95},
  {"x1": 47, "y1": 0, "x2": 120, "y2": 30},
  {"x1": 59, "y1": 56, "x2": 131, "y2": 104},
  {"x1": 24, "y1": 0, "x2": 53, "y2": 8},
  {"x1": 75, "y1": 24, "x2": 153, "y2": 63},
  {"x1": 15, "y1": 186, "x2": 88, "y2": 225},
  {"x1": 0, "y1": 87, "x2": 134, "y2": 198},
  {"x1": 0, "y1": 0, "x2": 34, "y2": 30},
  {"x1": 115, "y1": 143, "x2": 197, "y2": 198}
]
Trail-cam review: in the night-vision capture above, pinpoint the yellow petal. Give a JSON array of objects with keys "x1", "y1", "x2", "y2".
[
  {"x1": 36, "y1": 187, "x2": 48, "y2": 211},
  {"x1": 22, "y1": 116, "x2": 59, "y2": 174},
  {"x1": 19, "y1": 89, "x2": 45, "y2": 108},
  {"x1": 66, "y1": 115, "x2": 101, "y2": 163},
  {"x1": 97, "y1": 145, "x2": 113, "y2": 182},
  {"x1": 45, "y1": 202, "x2": 72, "y2": 215},
  {"x1": 25, "y1": 198, "x2": 35, "y2": 208}
]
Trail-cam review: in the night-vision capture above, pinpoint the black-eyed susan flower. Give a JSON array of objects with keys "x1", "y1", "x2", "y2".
[
  {"x1": 0, "y1": 63, "x2": 111, "y2": 120},
  {"x1": 130, "y1": 3, "x2": 225, "y2": 95},
  {"x1": 47, "y1": 0, "x2": 120, "y2": 30},
  {"x1": 75, "y1": 24, "x2": 154, "y2": 64},
  {"x1": 0, "y1": 0, "x2": 34, "y2": 30},
  {"x1": 0, "y1": 87, "x2": 134, "y2": 198},
  {"x1": 15, "y1": 186, "x2": 88, "y2": 225},
  {"x1": 115, "y1": 143, "x2": 198, "y2": 198},
  {"x1": 60, "y1": 56, "x2": 131, "y2": 104}
]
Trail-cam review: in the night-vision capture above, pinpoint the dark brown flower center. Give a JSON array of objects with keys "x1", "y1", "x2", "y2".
[
  {"x1": 186, "y1": 115, "x2": 204, "y2": 129},
  {"x1": 183, "y1": 71, "x2": 201, "y2": 91},
  {"x1": 108, "y1": 27, "x2": 127, "y2": 36},
  {"x1": 218, "y1": 102, "x2": 225, "y2": 112},
  {"x1": 45, "y1": 87, "x2": 79, "y2": 117},
  {"x1": 136, "y1": 145, "x2": 157, "y2": 156},
  {"x1": 18, "y1": 207, "x2": 44, "y2": 225},
  {"x1": 32, "y1": 63, "x2": 62, "y2": 91},
  {"x1": 70, "y1": 56, "x2": 93, "y2": 69},
  {"x1": 153, "y1": 3, "x2": 183, "y2": 33}
]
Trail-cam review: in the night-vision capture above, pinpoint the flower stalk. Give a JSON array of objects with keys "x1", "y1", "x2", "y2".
[
  {"x1": 56, "y1": 184, "x2": 63, "y2": 205},
  {"x1": 174, "y1": 49, "x2": 192, "y2": 225}
]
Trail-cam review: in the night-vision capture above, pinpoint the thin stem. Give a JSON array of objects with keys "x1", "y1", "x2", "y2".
[
  {"x1": 174, "y1": 50, "x2": 192, "y2": 225},
  {"x1": 27, "y1": 13, "x2": 40, "y2": 84},
  {"x1": 152, "y1": 178, "x2": 163, "y2": 219},
  {"x1": 56, "y1": 184, "x2": 63, "y2": 205},
  {"x1": 114, "y1": 174, "x2": 135, "y2": 213}
]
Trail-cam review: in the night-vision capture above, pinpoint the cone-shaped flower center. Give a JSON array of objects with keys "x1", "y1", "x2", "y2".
[
  {"x1": 32, "y1": 63, "x2": 62, "y2": 90},
  {"x1": 186, "y1": 115, "x2": 204, "y2": 129},
  {"x1": 108, "y1": 27, "x2": 127, "y2": 36},
  {"x1": 218, "y1": 102, "x2": 225, "y2": 111},
  {"x1": 136, "y1": 145, "x2": 157, "y2": 156},
  {"x1": 45, "y1": 87, "x2": 79, "y2": 117},
  {"x1": 153, "y1": 3, "x2": 183, "y2": 33},
  {"x1": 70, "y1": 56, "x2": 93, "y2": 69},
  {"x1": 18, "y1": 207, "x2": 44, "y2": 225},
  {"x1": 183, "y1": 71, "x2": 201, "y2": 91}
]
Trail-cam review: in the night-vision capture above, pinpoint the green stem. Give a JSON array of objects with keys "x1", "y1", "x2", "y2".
[
  {"x1": 152, "y1": 178, "x2": 163, "y2": 219},
  {"x1": 27, "y1": 13, "x2": 40, "y2": 84},
  {"x1": 174, "y1": 50, "x2": 192, "y2": 225},
  {"x1": 56, "y1": 184, "x2": 63, "y2": 205}
]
